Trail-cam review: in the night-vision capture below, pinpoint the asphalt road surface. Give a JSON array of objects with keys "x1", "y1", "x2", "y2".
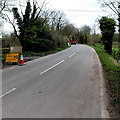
[{"x1": 2, "y1": 44, "x2": 108, "y2": 118}]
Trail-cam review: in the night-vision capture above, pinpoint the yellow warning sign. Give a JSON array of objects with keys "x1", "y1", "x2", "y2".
[{"x1": 6, "y1": 53, "x2": 19, "y2": 63}]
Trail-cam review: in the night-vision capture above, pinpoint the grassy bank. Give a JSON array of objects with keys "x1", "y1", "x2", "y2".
[{"x1": 91, "y1": 44, "x2": 120, "y2": 116}]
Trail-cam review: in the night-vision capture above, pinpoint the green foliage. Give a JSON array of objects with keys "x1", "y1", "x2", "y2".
[
  {"x1": 23, "y1": 1, "x2": 31, "y2": 23},
  {"x1": 26, "y1": 18, "x2": 53, "y2": 52},
  {"x1": 92, "y1": 44, "x2": 119, "y2": 71},
  {"x1": 12, "y1": 1, "x2": 54, "y2": 52},
  {"x1": 12, "y1": 2, "x2": 30, "y2": 49},
  {"x1": 113, "y1": 33, "x2": 119, "y2": 42},
  {"x1": 89, "y1": 34, "x2": 101, "y2": 45},
  {"x1": 51, "y1": 30, "x2": 68, "y2": 49},
  {"x1": 99, "y1": 16, "x2": 116, "y2": 54},
  {"x1": 11, "y1": 1, "x2": 71, "y2": 53},
  {"x1": 78, "y1": 26, "x2": 91, "y2": 44},
  {"x1": 2, "y1": 33, "x2": 20, "y2": 47},
  {"x1": 112, "y1": 47, "x2": 120, "y2": 61},
  {"x1": 61, "y1": 24, "x2": 78, "y2": 39},
  {"x1": 12, "y1": 8, "x2": 22, "y2": 28},
  {"x1": 2, "y1": 48, "x2": 10, "y2": 65}
]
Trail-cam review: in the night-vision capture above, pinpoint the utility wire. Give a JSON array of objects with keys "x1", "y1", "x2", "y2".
[{"x1": 59, "y1": 8, "x2": 105, "y2": 13}]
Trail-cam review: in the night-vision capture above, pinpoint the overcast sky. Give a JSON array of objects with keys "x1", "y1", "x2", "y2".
[
  {"x1": 48, "y1": 0, "x2": 112, "y2": 31},
  {"x1": 3, "y1": 0, "x2": 112, "y2": 34}
]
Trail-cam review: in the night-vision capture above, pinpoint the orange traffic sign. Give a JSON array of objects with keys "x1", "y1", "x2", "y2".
[{"x1": 6, "y1": 53, "x2": 19, "y2": 63}]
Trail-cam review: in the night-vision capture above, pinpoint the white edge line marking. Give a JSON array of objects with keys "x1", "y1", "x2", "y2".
[
  {"x1": 91, "y1": 48, "x2": 109, "y2": 118},
  {"x1": 69, "y1": 53, "x2": 76, "y2": 58},
  {"x1": 0, "y1": 88, "x2": 16, "y2": 98},
  {"x1": 40, "y1": 60, "x2": 64, "y2": 75},
  {"x1": 77, "y1": 50, "x2": 80, "y2": 52}
]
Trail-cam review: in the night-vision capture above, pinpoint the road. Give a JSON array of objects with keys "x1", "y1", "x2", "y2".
[{"x1": 2, "y1": 44, "x2": 108, "y2": 118}]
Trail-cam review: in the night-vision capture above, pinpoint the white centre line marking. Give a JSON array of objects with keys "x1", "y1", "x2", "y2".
[
  {"x1": 69, "y1": 53, "x2": 76, "y2": 58},
  {"x1": 77, "y1": 50, "x2": 80, "y2": 53},
  {"x1": 0, "y1": 88, "x2": 16, "y2": 98},
  {"x1": 40, "y1": 60, "x2": 65, "y2": 75}
]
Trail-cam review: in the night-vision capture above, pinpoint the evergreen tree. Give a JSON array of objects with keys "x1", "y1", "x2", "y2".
[
  {"x1": 12, "y1": 1, "x2": 53, "y2": 52},
  {"x1": 12, "y1": 1, "x2": 32, "y2": 50},
  {"x1": 99, "y1": 17, "x2": 116, "y2": 54}
]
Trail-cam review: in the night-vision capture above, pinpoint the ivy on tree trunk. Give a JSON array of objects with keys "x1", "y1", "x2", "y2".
[{"x1": 99, "y1": 16, "x2": 116, "y2": 54}]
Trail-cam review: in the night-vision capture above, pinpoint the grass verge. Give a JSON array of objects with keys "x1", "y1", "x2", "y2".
[
  {"x1": 23, "y1": 46, "x2": 69, "y2": 57},
  {"x1": 91, "y1": 44, "x2": 120, "y2": 117}
]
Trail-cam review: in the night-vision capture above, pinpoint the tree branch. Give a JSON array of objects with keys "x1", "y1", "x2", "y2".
[
  {"x1": 6, "y1": 14, "x2": 19, "y2": 39},
  {"x1": 0, "y1": 0, "x2": 7, "y2": 13},
  {"x1": 31, "y1": 1, "x2": 37, "y2": 19},
  {"x1": 19, "y1": 0, "x2": 24, "y2": 17},
  {"x1": 103, "y1": 0, "x2": 119, "y2": 15},
  {"x1": 35, "y1": 0, "x2": 47, "y2": 20},
  {"x1": 110, "y1": 1, "x2": 119, "y2": 14}
]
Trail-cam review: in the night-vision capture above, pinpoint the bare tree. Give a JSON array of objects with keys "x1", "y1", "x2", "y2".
[
  {"x1": 0, "y1": 0, "x2": 8, "y2": 36},
  {"x1": 49, "y1": 10, "x2": 67, "y2": 31},
  {"x1": 98, "y1": 0, "x2": 120, "y2": 15},
  {"x1": 0, "y1": 0, "x2": 17, "y2": 13},
  {"x1": 0, "y1": 0, "x2": 17, "y2": 34},
  {"x1": 0, "y1": 0, "x2": 6, "y2": 13}
]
